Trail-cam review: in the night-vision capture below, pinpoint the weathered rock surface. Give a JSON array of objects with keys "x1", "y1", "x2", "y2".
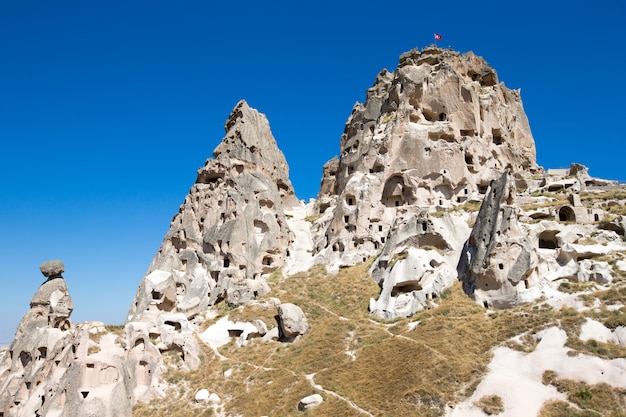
[
  {"x1": 128, "y1": 100, "x2": 297, "y2": 323},
  {"x1": 298, "y1": 393, "x2": 323, "y2": 410},
  {"x1": 0, "y1": 262, "x2": 133, "y2": 417},
  {"x1": 4, "y1": 47, "x2": 626, "y2": 417},
  {"x1": 123, "y1": 100, "x2": 298, "y2": 379},
  {"x1": 369, "y1": 212, "x2": 470, "y2": 319},
  {"x1": 458, "y1": 171, "x2": 538, "y2": 308},
  {"x1": 277, "y1": 303, "x2": 309, "y2": 340},
  {"x1": 312, "y1": 47, "x2": 540, "y2": 272}
]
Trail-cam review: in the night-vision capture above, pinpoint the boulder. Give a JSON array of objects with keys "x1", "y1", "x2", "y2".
[
  {"x1": 298, "y1": 393, "x2": 323, "y2": 410},
  {"x1": 39, "y1": 259, "x2": 65, "y2": 277},
  {"x1": 195, "y1": 388, "x2": 210, "y2": 402},
  {"x1": 277, "y1": 303, "x2": 309, "y2": 339}
]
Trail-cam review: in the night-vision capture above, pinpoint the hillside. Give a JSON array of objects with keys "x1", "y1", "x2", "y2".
[{"x1": 1, "y1": 46, "x2": 625, "y2": 417}]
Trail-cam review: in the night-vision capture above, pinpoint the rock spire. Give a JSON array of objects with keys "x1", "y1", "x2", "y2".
[{"x1": 125, "y1": 100, "x2": 298, "y2": 370}]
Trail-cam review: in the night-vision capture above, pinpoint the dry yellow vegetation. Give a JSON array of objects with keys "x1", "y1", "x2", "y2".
[{"x1": 133, "y1": 259, "x2": 626, "y2": 417}]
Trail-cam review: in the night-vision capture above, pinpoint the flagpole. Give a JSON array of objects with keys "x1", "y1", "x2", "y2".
[{"x1": 434, "y1": 33, "x2": 442, "y2": 48}]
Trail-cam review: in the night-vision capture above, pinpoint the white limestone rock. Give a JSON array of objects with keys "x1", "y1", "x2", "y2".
[
  {"x1": 127, "y1": 99, "x2": 297, "y2": 325},
  {"x1": 369, "y1": 212, "x2": 470, "y2": 319},
  {"x1": 312, "y1": 47, "x2": 540, "y2": 271},
  {"x1": 459, "y1": 171, "x2": 538, "y2": 308},
  {"x1": 577, "y1": 259, "x2": 612, "y2": 284},
  {"x1": 277, "y1": 303, "x2": 308, "y2": 340},
  {"x1": 195, "y1": 388, "x2": 210, "y2": 402},
  {"x1": 0, "y1": 262, "x2": 135, "y2": 417},
  {"x1": 298, "y1": 393, "x2": 323, "y2": 410}
]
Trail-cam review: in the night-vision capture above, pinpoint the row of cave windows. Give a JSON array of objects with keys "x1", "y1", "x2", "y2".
[
  {"x1": 9, "y1": 348, "x2": 48, "y2": 369},
  {"x1": 343, "y1": 126, "x2": 503, "y2": 173}
]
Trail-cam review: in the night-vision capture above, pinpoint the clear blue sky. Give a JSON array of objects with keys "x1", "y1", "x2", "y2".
[{"x1": 1, "y1": 0, "x2": 624, "y2": 344}]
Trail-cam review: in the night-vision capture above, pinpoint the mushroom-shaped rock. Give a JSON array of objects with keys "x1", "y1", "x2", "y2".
[
  {"x1": 277, "y1": 303, "x2": 309, "y2": 339},
  {"x1": 28, "y1": 260, "x2": 74, "y2": 329},
  {"x1": 298, "y1": 393, "x2": 323, "y2": 410},
  {"x1": 40, "y1": 259, "x2": 65, "y2": 277}
]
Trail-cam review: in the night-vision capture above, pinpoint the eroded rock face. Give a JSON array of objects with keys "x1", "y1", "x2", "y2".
[
  {"x1": 123, "y1": 100, "x2": 297, "y2": 380},
  {"x1": 0, "y1": 261, "x2": 133, "y2": 417},
  {"x1": 277, "y1": 303, "x2": 309, "y2": 340},
  {"x1": 369, "y1": 212, "x2": 470, "y2": 319},
  {"x1": 458, "y1": 171, "x2": 538, "y2": 308},
  {"x1": 312, "y1": 47, "x2": 539, "y2": 271}
]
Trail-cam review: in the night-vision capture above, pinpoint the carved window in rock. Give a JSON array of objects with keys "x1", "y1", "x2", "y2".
[
  {"x1": 136, "y1": 360, "x2": 150, "y2": 385},
  {"x1": 164, "y1": 321, "x2": 182, "y2": 331},
  {"x1": 558, "y1": 206, "x2": 576, "y2": 222},
  {"x1": 492, "y1": 128, "x2": 503, "y2": 145},
  {"x1": 382, "y1": 176, "x2": 407, "y2": 208},
  {"x1": 19, "y1": 351, "x2": 31, "y2": 368},
  {"x1": 538, "y1": 230, "x2": 559, "y2": 249},
  {"x1": 37, "y1": 347, "x2": 47, "y2": 360},
  {"x1": 254, "y1": 220, "x2": 269, "y2": 245}
]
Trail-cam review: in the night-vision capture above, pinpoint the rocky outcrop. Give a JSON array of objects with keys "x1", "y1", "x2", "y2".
[
  {"x1": 128, "y1": 100, "x2": 297, "y2": 325},
  {"x1": 277, "y1": 303, "x2": 309, "y2": 341},
  {"x1": 111, "y1": 99, "x2": 300, "y2": 406},
  {"x1": 312, "y1": 47, "x2": 540, "y2": 272},
  {"x1": 369, "y1": 212, "x2": 470, "y2": 319},
  {"x1": 0, "y1": 261, "x2": 133, "y2": 417},
  {"x1": 4, "y1": 46, "x2": 626, "y2": 417},
  {"x1": 458, "y1": 171, "x2": 538, "y2": 308}
]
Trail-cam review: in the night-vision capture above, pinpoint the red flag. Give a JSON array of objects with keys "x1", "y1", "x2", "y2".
[{"x1": 434, "y1": 33, "x2": 442, "y2": 41}]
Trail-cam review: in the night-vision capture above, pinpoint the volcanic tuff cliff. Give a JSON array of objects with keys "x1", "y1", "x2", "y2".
[
  {"x1": 2, "y1": 47, "x2": 626, "y2": 417},
  {"x1": 313, "y1": 47, "x2": 539, "y2": 272}
]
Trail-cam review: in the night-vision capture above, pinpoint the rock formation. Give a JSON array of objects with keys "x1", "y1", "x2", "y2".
[
  {"x1": 312, "y1": 47, "x2": 540, "y2": 273},
  {"x1": 277, "y1": 303, "x2": 309, "y2": 341},
  {"x1": 123, "y1": 100, "x2": 298, "y2": 373},
  {"x1": 369, "y1": 212, "x2": 470, "y2": 319},
  {"x1": 0, "y1": 261, "x2": 133, "y2": 417},
  {"x1": 127, "y1": 100, "x2": 297, "y2": 323},
  {"x1": 3, "y1": 47, "x2": 626, "y2": 417},
  {"x1": 458, "y1": 171, "x2": 538, "y2": 308}
]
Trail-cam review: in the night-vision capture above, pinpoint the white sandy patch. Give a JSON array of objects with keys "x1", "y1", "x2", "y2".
[
  {"x1": 579, "y1": 318, "x2": 617, "y2": 343},
  {"x1": 447, "y1": 326, "x2": 626, "y2": 417},
  {"x1": 199, "y1": 317, "x2": 258, "y2": 358},
  {"x1": 199, "y1": 317, "x2": 233, "y2": 351},
  {"x1": 284, "y1": 201, "x2": 315, "y2": 275}
]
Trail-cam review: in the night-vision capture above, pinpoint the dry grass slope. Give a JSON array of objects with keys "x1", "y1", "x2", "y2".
[{"x1": 133, "y1": 258, "x2": 626, "y2": 417}]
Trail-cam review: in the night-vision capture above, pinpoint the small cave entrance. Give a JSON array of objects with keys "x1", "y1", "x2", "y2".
[
  {"x1": 391, "y1": 282, "x2": 422, "y2": 297},
  {"x1": 382, "y1": 176, "x2": 408, "y2": 208},
  {"x1": 164, "y1": 321, "x2": 182, "y2": 331},
  {"x1": 492, "y1": 128, "x2": 503, "y2": 145},
  {"x1": 558, "y1": 206, "x2": 576, "y2": 222},
  {"x1": 538, "y1": 230, "x2": 559, "y2": 249}
]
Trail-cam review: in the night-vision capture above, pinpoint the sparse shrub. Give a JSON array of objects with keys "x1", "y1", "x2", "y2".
[
  {"x1": 304, "y1": 213, "x2": 323, "y2": 223},
  {"x1": 475, "y1": 395, "x2": 504, "y2": 415}
]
